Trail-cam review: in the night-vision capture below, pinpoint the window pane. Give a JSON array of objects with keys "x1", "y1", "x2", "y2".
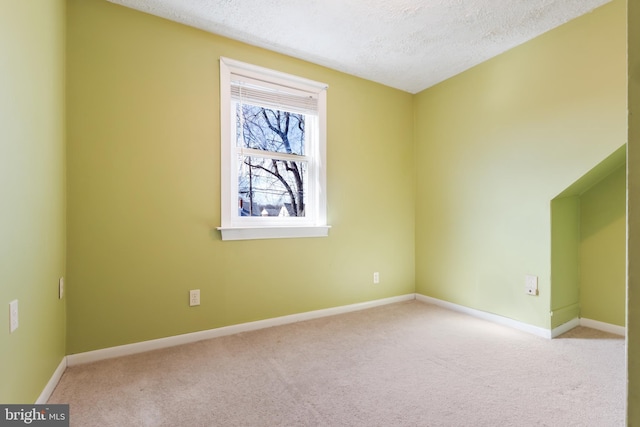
[
  {"x1": 237, "y1": 155, "x2": 308, "y2": 217},
  {"x1": 236, "y1": 103, "x2": 306, "y2": 156}
]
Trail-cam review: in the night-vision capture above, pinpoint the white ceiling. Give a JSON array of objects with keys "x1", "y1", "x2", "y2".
[{"x1": 108, "y1": 0, "x2": 611, "y2": 94}]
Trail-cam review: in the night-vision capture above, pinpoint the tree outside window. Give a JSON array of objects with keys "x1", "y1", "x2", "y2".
[{"x1": 236, "y1": 104, "x2": 308, "y2": 218}]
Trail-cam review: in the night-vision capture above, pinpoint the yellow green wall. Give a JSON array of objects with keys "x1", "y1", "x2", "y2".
[
  {"x1": 0, "y1": 1, "x2": 67, "y2": 403},
  {"x1": 628, "y1": 0, "x2": 640, "y2": 422},
  {"x1": 66, "y1": 0, "x2": 415, "y2": 354},
  {"x1": 414, "y1": 0, "x2": 626, "y2": 329},
  {"x1": 580, "y1": 163, "x2": 626, "y2": 326},
  {"x1": 550, "y1": 195, "x2": 581, "y2": 326}
]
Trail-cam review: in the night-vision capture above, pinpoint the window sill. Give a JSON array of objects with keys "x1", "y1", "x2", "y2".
[{"x1": 217, "y1": 225, "x2": 331, "y2": 241}]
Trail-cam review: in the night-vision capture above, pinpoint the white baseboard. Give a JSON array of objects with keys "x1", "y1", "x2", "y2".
[
  {"x1": 415, "y1": 294, "x2": 552, "y2": 339},
  {"x1": 551, "y1": 318, "x2": 581, "y2": 338},
  {"x1": 580, "y1": 317, "x2": 626, "y2": 336},
  {"x1": 67, "y1": 294, "x2": 416, "y2": 366},
  {"x1": 36, "y1": 357, "x2": 67, "y2": 404},
  {"x1": 40, "y1": 295, "x2": 625, "y2": 400}
]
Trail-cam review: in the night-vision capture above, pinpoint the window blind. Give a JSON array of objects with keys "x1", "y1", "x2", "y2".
[{"x1": 230, "y1": 75, "x2": 319, "y2": 115}]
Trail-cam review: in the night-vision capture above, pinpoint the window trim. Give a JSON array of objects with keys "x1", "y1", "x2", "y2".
[{"x1": 217, "y1": 57, "x2": 330, "y2": 241}]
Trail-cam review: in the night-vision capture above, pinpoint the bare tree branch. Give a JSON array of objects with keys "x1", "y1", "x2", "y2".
[{"x1": 238, "y1": 105, "x2": 306, "y2": 216}]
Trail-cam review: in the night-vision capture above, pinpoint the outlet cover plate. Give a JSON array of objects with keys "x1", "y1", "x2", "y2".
[
  {"x1": 189, "y1": 289, "x2": 200, "y2": 306},
  {"x1": 525, "y1": 275, "x2": 538, "y2": 296}
]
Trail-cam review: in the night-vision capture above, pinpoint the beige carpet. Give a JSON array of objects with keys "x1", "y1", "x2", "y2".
[{"x1": 49, "y1": 301, "x2": 625, "y2": 426}]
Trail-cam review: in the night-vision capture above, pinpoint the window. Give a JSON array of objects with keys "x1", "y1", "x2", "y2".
[{"x1": 218, "y1": 57, "x2": 330, "y2": 241}]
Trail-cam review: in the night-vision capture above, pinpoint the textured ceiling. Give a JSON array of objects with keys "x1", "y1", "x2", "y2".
[{"x1": 108, "y1": 0, "x2": 611, "y2": 93}]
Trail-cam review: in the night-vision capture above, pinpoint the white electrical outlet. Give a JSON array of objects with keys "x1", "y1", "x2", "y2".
[
  {"x1": 373, "y1": 272, "x2": 380, "y2": 284},
  {"x1": 59, "y1": 277, "x2": 64, "y2": 299},
  {"x1": 189, "y1": 289, "x2": 200, "y2": 306},
  {"x1": 9, "y1": 300, "x2": 18, "y2": 333},
  {"x1": 525, "y1": 275, "x2": 538, "y2": 296}
]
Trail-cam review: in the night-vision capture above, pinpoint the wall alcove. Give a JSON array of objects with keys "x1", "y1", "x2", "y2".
[{"x1": 551, "y1": 144, "x2": 627, "y2": 332}]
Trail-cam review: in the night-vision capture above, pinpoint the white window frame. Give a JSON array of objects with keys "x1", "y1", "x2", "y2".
[{"x1": 217, "y1": 57, "x2": 330, "y2": 241}]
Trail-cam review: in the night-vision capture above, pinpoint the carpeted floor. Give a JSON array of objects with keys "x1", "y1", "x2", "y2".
[{"x1": 49, "y1": 300, "x2": 625, "y2": 426}]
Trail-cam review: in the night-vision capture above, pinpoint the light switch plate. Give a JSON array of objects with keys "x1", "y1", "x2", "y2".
[{"x1": 9, "y1": 300, "x2": 18, "y2": 333}]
